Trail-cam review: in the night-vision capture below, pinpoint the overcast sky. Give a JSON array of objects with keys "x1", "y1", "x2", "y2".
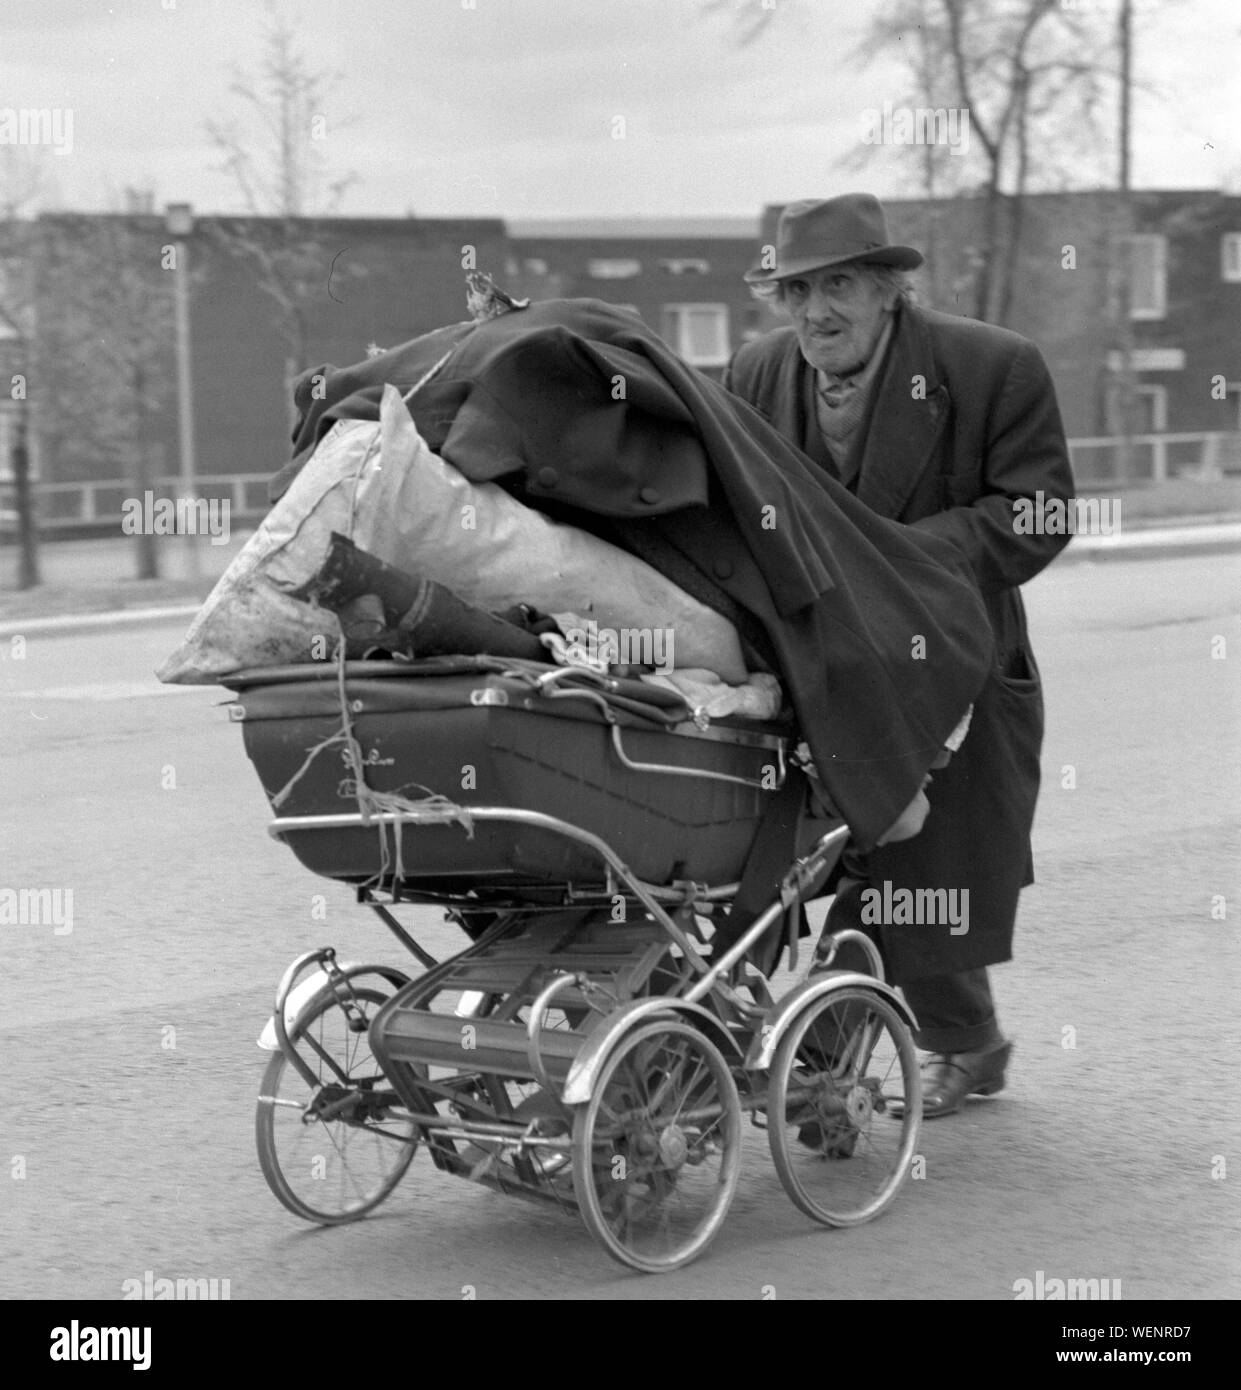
[{"x1": 4, "y1": 0, "x2": 1239, "y2": 222}]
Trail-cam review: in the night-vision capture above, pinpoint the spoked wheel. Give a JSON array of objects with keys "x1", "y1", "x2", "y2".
[
  {"x1": 256, "y1": 986, "x2": 417, "y2": 1225},
  {"x1": 572, "y1": 1018, "x2": 742, "y2": 1273},
  {"x1": 767, "y1": 987, "x2": 921, "y2": 1227}
]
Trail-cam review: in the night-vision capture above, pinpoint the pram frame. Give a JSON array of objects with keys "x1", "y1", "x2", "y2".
[{"x1": 256, "y1": 775, "x2": 923, "y2": 1272}]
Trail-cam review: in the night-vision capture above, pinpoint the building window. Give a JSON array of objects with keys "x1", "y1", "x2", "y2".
[
  {"x1": 1128, "y1": 234, "x2": 1166, "y2": 320},
  {"x1": 662, "y1": 304, "x2": 730, "y2": 367},
  {"x1": 658, "y1": 257, "x2": 711, "y2": 275},
  {"x1": 0, "y1": 258, "x2": 24, "y2": 338},
  {"x1": 1222, "y1": 234, "x2": 1241, "y2": 283},
  {"x1": 587, "y1": 258, "x2": 642, "y2": 280}
]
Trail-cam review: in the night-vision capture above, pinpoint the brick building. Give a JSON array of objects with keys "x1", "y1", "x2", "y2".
[
  {"x1": 506, "y1": 216, "x2": 766, "y2": 378},
  {"x1": 5, "y1": 190, "x2": 1238, "y2": 526}
]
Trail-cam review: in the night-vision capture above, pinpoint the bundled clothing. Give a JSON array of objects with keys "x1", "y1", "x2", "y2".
[{"x1": 271, "y1": 297, "x2": 995, "y2": 852}]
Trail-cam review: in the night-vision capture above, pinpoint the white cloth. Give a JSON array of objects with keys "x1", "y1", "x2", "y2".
[{"x1": 641, "y1": 670, "x2": 783, "y2": 721}]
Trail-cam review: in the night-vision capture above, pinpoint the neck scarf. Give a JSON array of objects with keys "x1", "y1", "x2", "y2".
[{"x1": 813, "y1": 313, "x2": 896, "y2": 482}]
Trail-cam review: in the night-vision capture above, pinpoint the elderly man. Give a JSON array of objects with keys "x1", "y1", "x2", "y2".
[{"x1": 725, "y1": 194, "x2": 1075, "y2": 1117}]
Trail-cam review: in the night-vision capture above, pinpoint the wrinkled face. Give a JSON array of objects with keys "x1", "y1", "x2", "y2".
[{"x1": 782, "y1": 264, "x2": 896, "y2": 376}]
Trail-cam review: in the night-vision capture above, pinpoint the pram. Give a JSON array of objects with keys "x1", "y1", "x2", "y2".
[{"x1": 233, "y1": 654, "x2": 922, "y2": 1273}]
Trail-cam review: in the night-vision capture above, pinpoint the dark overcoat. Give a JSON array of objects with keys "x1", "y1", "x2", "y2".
[
  {"x1": 271, "y1": 297, "x2": 995, "y2": 851},
  {"x1": 724, "y1": 300, "x2": 1075, "y2": 978}
]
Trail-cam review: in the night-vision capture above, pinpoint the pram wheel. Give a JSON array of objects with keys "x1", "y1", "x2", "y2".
[
  {"x1": 256, "y1": 986, "x2": 417, "y2": 1224},
  {"x1": 767, "y1": 987, "x2": 920, "y2": 1227},
  {"x1": 572, "y1": 1018, "x2": 742, "y2": 1273}
]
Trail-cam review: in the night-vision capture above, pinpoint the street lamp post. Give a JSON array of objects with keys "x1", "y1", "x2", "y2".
[{"x1": 166, "y1": 201, "x2": 200, "y2": 581}]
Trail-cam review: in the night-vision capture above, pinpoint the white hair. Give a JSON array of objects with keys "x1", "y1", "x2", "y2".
[{"x1": 750, "y1": 262, "x2": 913, "y2": 308}]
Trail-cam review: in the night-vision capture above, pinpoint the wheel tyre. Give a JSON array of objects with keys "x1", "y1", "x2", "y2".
[
  {"x1": 256, "y1": 986, "x2": 417, "y2": 1225},
  {"x1": 767, "y1": 987, "x2": 921, "y2": 1227},
  {"x1": 572, "y1": 1018, "x2": 742, "y2": 1273}
]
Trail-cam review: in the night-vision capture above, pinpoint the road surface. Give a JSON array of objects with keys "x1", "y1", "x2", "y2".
[{"x1": 1, "y1": 552, "x2": 1238, "y2": 1299}]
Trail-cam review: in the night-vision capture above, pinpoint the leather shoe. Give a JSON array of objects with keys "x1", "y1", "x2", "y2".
[{"x1": 915, "y1": 1041, "x2": 1013, "y2": 1119}]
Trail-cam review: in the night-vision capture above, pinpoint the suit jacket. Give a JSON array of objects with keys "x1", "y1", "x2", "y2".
[
  {"x1": 725, "y1": 301, "x2": 1075, "y2": 978},
  {"x1": 271, "y1": 297, "x2": 996, "y2": 852}
]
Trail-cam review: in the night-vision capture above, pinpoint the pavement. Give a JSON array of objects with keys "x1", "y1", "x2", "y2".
[
  {"x1": 2, "y1": 552, "x2": 1237, "y2": 1300},
  {"x1": 2, "y1": 514, "x2": 1239, "y2": 641}
]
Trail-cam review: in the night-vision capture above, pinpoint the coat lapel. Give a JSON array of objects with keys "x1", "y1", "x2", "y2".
[{"x1": 855, "y1": 304, "x2": 950, "y2": 521}]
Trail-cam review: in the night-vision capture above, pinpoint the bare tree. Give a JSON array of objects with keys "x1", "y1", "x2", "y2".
[
  {"x1": 837, "y1": 0, "x2": 977, "y2": 307},
  {"x1": 36, "y1": 216, "x2": 177, "y2": 579},
  {"x1": 0, "y1": 148, "x2": 45, "y2": 589},
  {"x1": 707, "y1": 0, "x2": 1121, "y2": 325},
  {"x1": 206, "y1": 6, "x2": 357, "y2": 426}
]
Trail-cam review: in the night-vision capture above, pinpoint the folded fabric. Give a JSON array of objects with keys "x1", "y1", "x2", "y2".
[
  {"x1": 642, "y1": 670, "x2": 784, "y2": 722},
  {"x1": 159, "y1": 384, "x2": 748, "y2": 684},
  {"x1": 271, "y1": 299, "x2": 994, "y2": 850}
]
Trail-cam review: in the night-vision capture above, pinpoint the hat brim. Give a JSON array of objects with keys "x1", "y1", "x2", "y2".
[{"x1": 744, "y1": 244, "x2": 923, "y2": 283}]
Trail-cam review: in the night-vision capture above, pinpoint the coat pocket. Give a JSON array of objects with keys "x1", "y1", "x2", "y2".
[
  {"x1": 989, "y1": 647, "x2": 1045, "y2": 777},
  {"x1": 997, "y1": 642, "x2": 1040, "y2": 690}
]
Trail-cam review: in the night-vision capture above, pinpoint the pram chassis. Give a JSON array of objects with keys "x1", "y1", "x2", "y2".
[{"x1": 254, "y1": 749, "x2": 923, "y2": 1272}]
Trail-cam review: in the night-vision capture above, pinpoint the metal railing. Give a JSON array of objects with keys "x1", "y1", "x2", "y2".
[
  {"x1": 1067, "y1": 431, "x2": 1241, "y2": 486},
  {"x1": 3, "y1": 431, "x2": 1240, "y2": 532},
  {"x1": 0, "y1": 474, "x2": 273, "y2": 532}
]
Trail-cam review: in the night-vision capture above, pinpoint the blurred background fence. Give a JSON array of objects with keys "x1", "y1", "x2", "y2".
[{"x1": 5, "y1": 430, "x2": 1241, "y2": 540}]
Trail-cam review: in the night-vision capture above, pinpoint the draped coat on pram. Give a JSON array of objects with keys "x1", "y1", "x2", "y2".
[{"x1": 269, "y1": 298, "x2": 994, "y2": 853}]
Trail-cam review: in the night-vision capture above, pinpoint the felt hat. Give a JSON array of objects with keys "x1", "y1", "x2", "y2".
[{"x1": 744, "y1": 194, "x2": 923, "y2": 283}]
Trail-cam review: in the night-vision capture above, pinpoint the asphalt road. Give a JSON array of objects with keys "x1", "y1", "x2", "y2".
[{"x1": 1, "y1": 552, "x2": 1238, "y2": 1300}]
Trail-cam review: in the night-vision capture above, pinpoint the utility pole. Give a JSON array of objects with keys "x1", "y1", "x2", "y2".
[
  {"x1": 1, "y1": 197, "x2": 41, "y2": 590},
  {"x1": 10, "y1": 394, "x2": 39, "y2": 589},
  {"x1": 1112, "y1": 0, "x2": 1137, "y2": 483},
  {"x1": 166, "y1": 203, "x2": 201, "y2": 582}
]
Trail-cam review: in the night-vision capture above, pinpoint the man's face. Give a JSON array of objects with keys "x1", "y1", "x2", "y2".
[{"x1": 782, "y1": 264, "x2": 895, "y2": 376}]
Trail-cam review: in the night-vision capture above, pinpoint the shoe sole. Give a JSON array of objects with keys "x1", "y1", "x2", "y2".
[{"x1": 890, "y1": 1072, "x2": 1008, "y2": 1119}]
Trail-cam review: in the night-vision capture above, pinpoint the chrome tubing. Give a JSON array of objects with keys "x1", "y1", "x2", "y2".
[{"x1": 267, "y1": 805, "x2": 711, "y2": 975}]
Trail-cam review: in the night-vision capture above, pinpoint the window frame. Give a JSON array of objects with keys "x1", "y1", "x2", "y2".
[
  {"x1": 660, "y1": 302, "x2": 731, "y2": 368},
  {"x1": 1127, "y1": 233, "x2": 1167, "y2": 321},
  {"x1": 586, "y1": 257, "x2": 642, "y2": 281}
]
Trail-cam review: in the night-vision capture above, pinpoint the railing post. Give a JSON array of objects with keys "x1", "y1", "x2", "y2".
[
  {"x1": 1152, "y1": 435, "x2": 1167, "y2": 483},
  {"x1": 1200, "y1": 433, "x2": 1221, "y2": 479}
]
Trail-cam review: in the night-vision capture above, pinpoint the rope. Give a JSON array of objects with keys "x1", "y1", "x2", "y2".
[
  {"x1": 268, "y1": 635, "x2": 474, "y2": 888},
  {"x1": 274, "y1": 346, "x2": 473, "y2": 884}
]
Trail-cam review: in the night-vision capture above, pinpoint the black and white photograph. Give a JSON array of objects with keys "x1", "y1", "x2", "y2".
[{"x1": 1, "y1": 0, "x2": 1237, "y2": 1344}]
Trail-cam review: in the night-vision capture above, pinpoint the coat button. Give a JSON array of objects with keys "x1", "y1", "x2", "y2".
[
  {"x1": 713, "y1": 558, "x2": 734, "y2": 580},
  {"x1": 638, "y1": 486, "x2": 660, "y2": 505},
  {"x1": 535, "y1": 466, "x2": 559, "y2": 489}
]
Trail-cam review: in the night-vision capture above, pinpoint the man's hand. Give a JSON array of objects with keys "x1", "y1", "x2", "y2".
[{"x1": 876, "y1": 782, "x2": 930, "y2": 846}]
